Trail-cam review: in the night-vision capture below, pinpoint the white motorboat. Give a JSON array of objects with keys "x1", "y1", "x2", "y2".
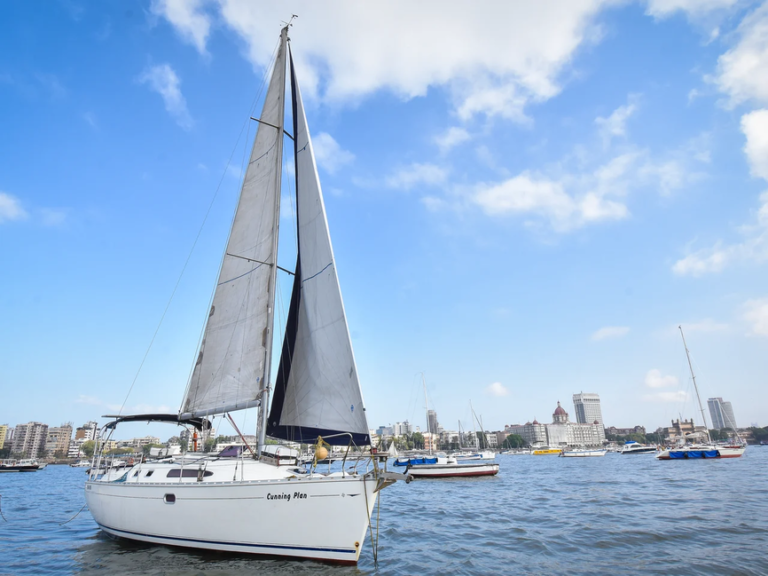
[
  {"x1": 620, "y1": 441, "x2": 658, "y2": 455},
  {"x1": 85, "y1": 24, "x2": 406, "y2": 564},
  {"x1": 403, "y1": 454, "x2": 499, "y2": 478},
  {"x1": 560, "y1": 448, "x2": 607, "y2": 457},
  {"x1": 455, "y1": 450, "x2": 496, "y2": 461}
]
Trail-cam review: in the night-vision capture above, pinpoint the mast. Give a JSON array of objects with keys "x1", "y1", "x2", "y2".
[
  {"x1": 679, "y1": 325, "x2": 712, "y2": 443},
  {"x1": 422, "y1": 373, "x2": 431, "y2": 455},
  {"x1": 257, "y1": 25, "x2": 289, "y2": 455},
  {"x1": 470, "y1": 401, "x2": 479, "y2": 450}
]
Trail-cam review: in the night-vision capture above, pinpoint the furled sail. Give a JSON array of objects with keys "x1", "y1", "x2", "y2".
[
  {"x1": 180, "y1": 38, "x2": 287, "y2": 418},
  {"x1": 267, "y1": 51, "x2": 370, "y2": 446}
]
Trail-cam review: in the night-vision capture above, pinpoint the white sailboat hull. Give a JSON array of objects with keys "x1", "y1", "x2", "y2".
[
  {"x1": 405, "y1": 462, "x2": 499, "y2": 478},
  {"x1": 656, "y1": 445, "x2": 746, "y2": 460},
  {"x1": 86, "y1": 472, "x2": 378, "y2": 563},
  {"x1": 560, "y1": 449, "x2": 607, "y2": 457}
]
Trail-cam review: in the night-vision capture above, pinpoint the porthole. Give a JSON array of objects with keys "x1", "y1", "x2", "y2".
[{"x1": 164, "y1": 494, "x2": 175, "y2": 504}]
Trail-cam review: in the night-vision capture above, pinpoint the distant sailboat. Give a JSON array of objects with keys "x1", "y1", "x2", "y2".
[
  {"x1": 85, "y1": 24, "x2": 406, "y2": 563},
  {"x1": 402, "y1": 375, "x2": 499, "y2": 478},
  {"x1": 656, "y1": 326, "x2": 746, "y2": 460}
]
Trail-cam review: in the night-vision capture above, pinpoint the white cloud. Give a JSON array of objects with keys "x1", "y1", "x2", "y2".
[
  {"x1": 677, "y1": 319, "x2": 729, "y2": 333},
  {"x1": 40, "y1": 208, "x2": 69, "y2": 227},
  {"x1": 0, "y1": 192, "x2": 28, "y2": 223},
  {"x1": 76, "y1": 394, "x2": 103, "y2": 406},
  {"x1": 471, "y1": 156, "x2": 634, "y2": 233},
  {"x1": 645, "y1": 368, "x2": 679, "y2": 388},
  {"x1": 311, "y1": 132, "x2": 355, "y2": 174},
  {"x1": 645, "y1": 390, "x2": 690, "y2": 403},
  {"x1": 156, "y1": 1, "x2": 612, "y2": 120},
  {"x1": 714, "y1": 3, "x2": 768, "y2": 108},
  {"x1": 672, "y1": 244, "x2": 730, "y2": 276},
  {"x1": 138, "y1": 63, "x2": 193, "y2": 130},
  {"x1": 645, "y1": 0, "x2": 738, "y2": 19},
  {"x1": 592, "y1": 326, "x2": 630, "y2": 341},
  {"x1": 742, "y1": 109, "x2": 768, "y2": 181},
  {"x1": 672, "y1": 114, "x2": 768, "y2": 276},
  {"x1": 434, "y1": 127, "x2": 471, "y2": 153},
  {"x1": 151, "y1": 0, "x2": 211, "y2": 55},
  {"x1": 387, "y1": 163, "x2": 448, "y2": 191},
  {"x1": 485, "y1": 382, "x2": 509, "y2": 397},
  {"x1": 744, "y1": 297, "x2": 768, "y2": 335},
  {"x1": 595, "y1": 99, "x2": 637, "y2": 146}
]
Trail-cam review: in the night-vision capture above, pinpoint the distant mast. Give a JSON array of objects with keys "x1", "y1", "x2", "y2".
[{"x1": 679, "y1": 325, "x2": 712, "y2": 443}]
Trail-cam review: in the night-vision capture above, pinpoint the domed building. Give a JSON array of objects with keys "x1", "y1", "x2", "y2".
[
  {"x1": 552, "y1": 401, "x2": 568, "y2": 424},
  {"x1": 506, "y1": 400, "x2": 605, "y2": 448}
]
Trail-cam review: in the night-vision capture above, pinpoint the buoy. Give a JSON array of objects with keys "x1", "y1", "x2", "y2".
[{"x1": 315, "y1": 445, "x2": 328, "y2": 461}]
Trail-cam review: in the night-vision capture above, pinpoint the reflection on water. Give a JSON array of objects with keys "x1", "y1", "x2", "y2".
[{"x1": 2, "y1": 450, "x2": 768, "y2": 575}]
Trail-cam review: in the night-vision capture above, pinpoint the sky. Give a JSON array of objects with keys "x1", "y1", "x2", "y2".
[{"x1": 1, "y1": 0, "x2": 768, "y2": 441}]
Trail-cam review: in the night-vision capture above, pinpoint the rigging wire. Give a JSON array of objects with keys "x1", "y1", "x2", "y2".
[{"x1": 117, "y1": 38, "x2": 281, "y2": 417}]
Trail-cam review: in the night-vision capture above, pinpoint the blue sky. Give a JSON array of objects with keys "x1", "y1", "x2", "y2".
[{"x1": 2, "y1": 0, "x2": 768, "y2": 440}]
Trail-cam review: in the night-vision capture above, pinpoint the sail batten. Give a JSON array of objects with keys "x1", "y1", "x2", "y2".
[
  {"x1": 267, "y1": 49, "x2": 370, "y2": 446},
  {"x1": 180, "y1": 36, "x2": 287, "y2": 420}
]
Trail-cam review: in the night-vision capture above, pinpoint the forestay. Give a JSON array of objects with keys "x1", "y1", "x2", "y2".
[
  {"x1": 267, "y1": 51, "x2": 370, "y2": 446},
  {"x1": 181, "y1": 39, "x2": 287, "y2": 419}
]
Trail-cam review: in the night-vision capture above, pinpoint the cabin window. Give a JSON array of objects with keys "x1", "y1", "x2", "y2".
[
  {"x1": 145, "y1": 470, "x2": 154, "y2": 477},
  {"x1": 164, "y1": 494, "x2": 175, "y2": 504},
  {"x1": 166, "y1": 469, "x2": 213, "y2": 478}
]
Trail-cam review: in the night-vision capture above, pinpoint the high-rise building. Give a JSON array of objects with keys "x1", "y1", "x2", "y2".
[
  {"x1": 75, "y1": 421, "x2": 100, "y2": 441},
  {"x1": 0, "y1": 425, "x2": 8, "y2": 451},
  {"x1": 573, "y1": 392, "x2": 604, "y2": 427},
  {"x1": 46, "y1": 423, "x2": 73, "y2": 456},
  {"x1": 12, "y1": 422, "x2": 49, "y2": 458},
  {"x1": 427, "y1": 410, "x2": 439, "y2": 435},
  {"x1": 708, "y1": 398, "x2": 738, "y2": 430}
]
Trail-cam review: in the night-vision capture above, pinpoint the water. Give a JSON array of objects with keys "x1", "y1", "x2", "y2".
[{"x1": 2, "y1": 450, "x2": 768, "y2": 575}]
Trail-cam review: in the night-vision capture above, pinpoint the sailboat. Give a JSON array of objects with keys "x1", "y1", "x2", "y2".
[
  {"x1": 656, "y1": 326, "x2": 746, "y2": 461},
  {"x1": 401, "y1": 375, "x2": 499, "y2": 478},
  {"x1": 85, "y1": 25, "x2": 406, "y2": 564}
]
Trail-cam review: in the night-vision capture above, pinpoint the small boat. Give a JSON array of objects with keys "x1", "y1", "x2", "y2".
[
  {"x1": 70, "y1": 459, "x2": 92, "y2": 467},
  {"x1": 656, "y1": 444, "x2": 746, "y2": 460},
  {"x1": 532, "y1": 447, "x2": 562, "y2": 456},
  {"x1": 404, "y1": 453, "x2": 499, "y2": 478},
  {"x1": 620, "y1": 441, "x2": 658, "y2": 454},
  {"x1": 560, "y1": 448, "x2": 607, "y2": 457},
  {"x1": 455, "y1": 450, "x2": 496, "y2": 461},
  {"x1": 657, "y1": 327, "x2": 746, "y2": 461},
  {"x1": 0, "y1": 459, "x2": 41, "y2": 472}
]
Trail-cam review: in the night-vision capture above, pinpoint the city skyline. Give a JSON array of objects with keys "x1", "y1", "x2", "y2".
[{"x1": 2, "y1": 2, "x2": 768, "y2": 435}]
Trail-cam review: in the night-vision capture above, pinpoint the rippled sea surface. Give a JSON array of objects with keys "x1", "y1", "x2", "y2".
[{"x1": 2, "y1": 449, "x2": 768, "y2": 575}]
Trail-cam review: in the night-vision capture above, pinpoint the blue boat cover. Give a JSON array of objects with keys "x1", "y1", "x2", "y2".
[
  {"x1": 394, "y1": 457, "x2": 439, "y2": 466},
  {"x1": 704, "y1": 450, "x2": 719, "y2": 458},
  {"x1": 669, "y1": 451, "x2": 686, "y2": 459},
  {"x1": 687, "y1": 451, "x2": 702, "y2": 458}
]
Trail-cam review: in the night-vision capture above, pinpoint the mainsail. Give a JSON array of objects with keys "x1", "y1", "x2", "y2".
[
  {"x1": 267, "y1": 51, "x2": 370, "y2": 445},
  {"x1": 180, "y1": 35, "x2": 287, "y2": 419}
]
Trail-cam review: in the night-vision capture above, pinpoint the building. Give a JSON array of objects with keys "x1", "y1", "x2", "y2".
[
  {"x1": 505, "y1": 420, "x2": 547, "y2": 447},
  {"x1": 508, "y1": 403, "x2": 605, "y2": 447},
  {"x1": 708, "y1": 397, "x2": 738, "y2": 430},
  {"x1": 46, "y1": 423, "x2": 73, "y2": 457},
  {"x1": 572, "y1": 392, "x2": 604, "y2": 427},
  {"x1": 0, "y1": 425, "x2": 8, "y2": 451},
  {"x1": 2, "y1": 426, "x2": 13, "y2": 451},
  {"x1": 664, "y1": 418, "x2": 707, "y2": 441},
  {"x1": 426, "y1": 410, "x2": 439, "y2": 435},
  {"x1": 392, "y1": 421, "x2": 414, "y2": 436},
  {"x1": 75, "y1": 421, "x2": 100, "y2": 441},
  {"x1": 605, "y1": 425, "x2": 646, "y2": 436},
  {"x1": 12, "y1": 422, "x2": 49, "y2": 458}
]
